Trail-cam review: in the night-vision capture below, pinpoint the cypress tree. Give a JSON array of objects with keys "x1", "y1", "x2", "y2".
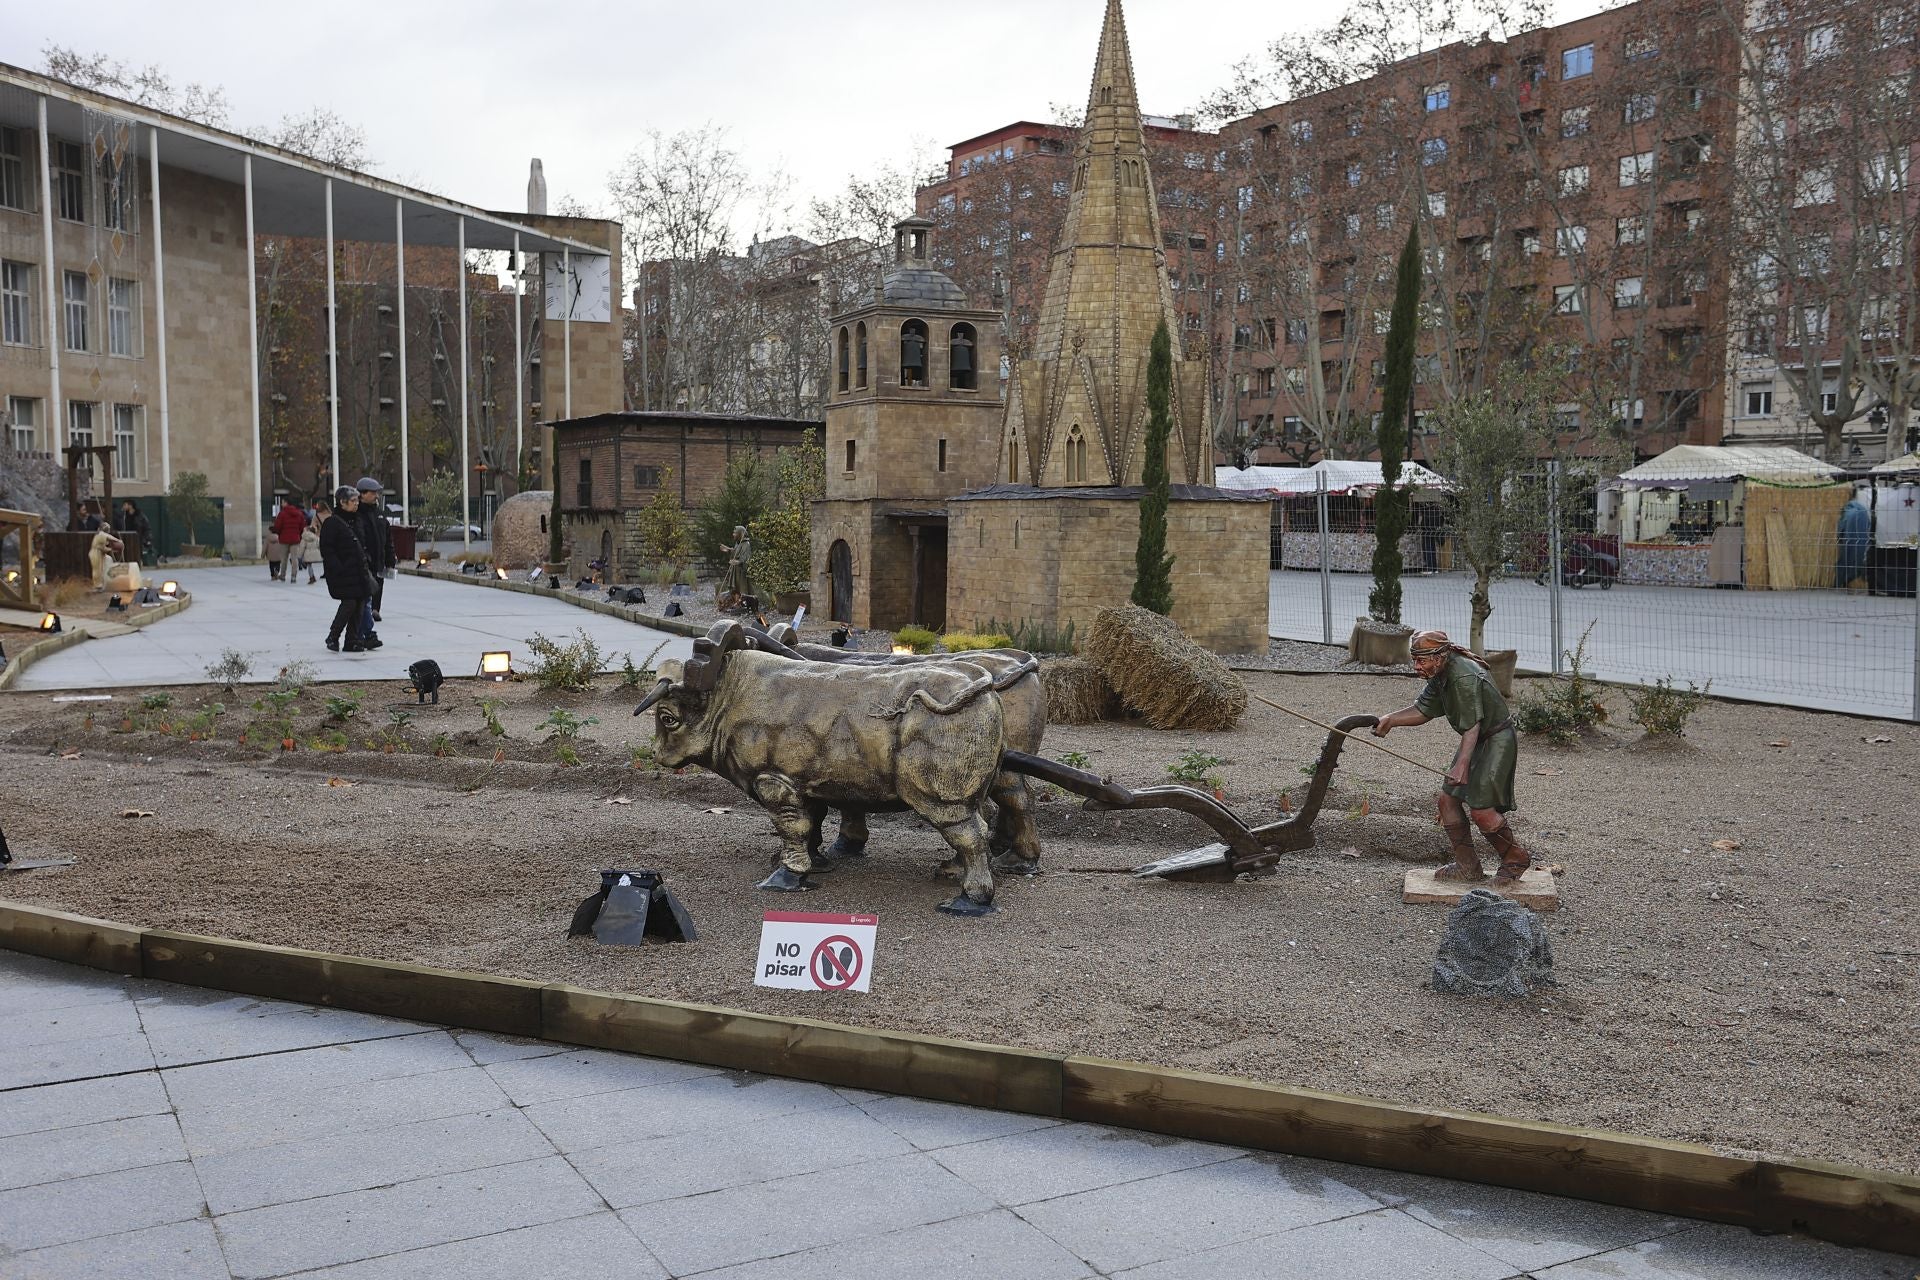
[
  {"x1": 1132, "y1": 320, "x2": 1177, "y2": 615},
  {"x1": 1369, "y1": 223, "x2": 1420, "y2": 624}
]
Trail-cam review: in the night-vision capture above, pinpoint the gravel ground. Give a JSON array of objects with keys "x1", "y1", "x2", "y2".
[{"x1": 1, "y1": 671, "x2": 1914, "y2": 1175}]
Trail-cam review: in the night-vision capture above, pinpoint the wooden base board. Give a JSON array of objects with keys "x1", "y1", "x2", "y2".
[{"x1": 1403, "y1": 866, "x2": 1559, "y2": 911}]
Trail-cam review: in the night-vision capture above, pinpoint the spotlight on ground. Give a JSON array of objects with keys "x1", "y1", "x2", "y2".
[
  {"x1": 38, "y1": 612, "x2": 60, "y2": 633},
  {"x1": 106, "y1": 595, "x2": 126, "y2": 612},
  {"x1": 408, "y1": 659, "x2": 445, "y2": 704},
  {"x1": 567, "y1": 869, "x2": 697, "y2": 945},
  {"x1": 416, "y1": 554, "x2": 430, "y2": 568},
  {"x1": 159, "y1": 580, "x2": 179, "y2": 599},
  {"x1": 494, "y1": 566, "x2": 508, "y2": 580},
  {"x1": 479, "y1": 651, "x2": 512, "y2": 681}
]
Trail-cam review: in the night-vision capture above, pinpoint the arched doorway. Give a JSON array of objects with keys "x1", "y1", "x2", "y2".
[{"x1": 829, "y1": 539, "x2": 853, "y2": 622}]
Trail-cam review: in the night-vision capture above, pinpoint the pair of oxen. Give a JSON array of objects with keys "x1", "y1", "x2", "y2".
[{"x1": 633, "y1": 621, "x2": 1046, "y2": 916}]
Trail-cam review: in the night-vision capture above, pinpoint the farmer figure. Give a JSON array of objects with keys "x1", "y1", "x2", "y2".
[
  {"x1": 718, "y1": 525, "x2": 753, "y2": 611},
  {"x1": 1371, "y1": 629, "x2": 1531, "y2": 885}
]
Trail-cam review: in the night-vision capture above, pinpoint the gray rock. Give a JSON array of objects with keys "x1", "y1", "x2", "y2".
[{"x1": 1431, "y1": 888, "x2": 1555, "y2": 997}]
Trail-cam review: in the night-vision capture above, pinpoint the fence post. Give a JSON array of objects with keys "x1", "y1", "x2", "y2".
[
  {"x1": 1911, "y1": 562, "x2": 1919, "y2": 723},
  {"x1": 1317, "y1": 470, "x2": 1333, "y2": 646},
  {"x1": 1547, "y1": 459, "x2": 1565, "y2": 677}
]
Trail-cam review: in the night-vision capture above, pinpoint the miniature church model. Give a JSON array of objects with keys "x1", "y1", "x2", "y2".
[{"x1": 810, "y1": 0, "x2": 1266, "y2": 652}]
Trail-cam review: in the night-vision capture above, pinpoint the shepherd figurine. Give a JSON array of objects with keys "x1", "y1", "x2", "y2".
[
  {"x1": 716, "y1": 525, "x2": 753, "y2": 612},
  {"x1": 1371, "y1": 629, "x2": 1531, "y2": 885}
]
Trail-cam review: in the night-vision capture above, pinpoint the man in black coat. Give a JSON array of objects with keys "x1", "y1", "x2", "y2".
[
  {"x1": 319, "y1": 486, "x2": 373, "y2": 652},
  {"x1": 353, "y1": 477, "x2": 395, "y2": 640},
  {"x1": 114, "y1": 500, "x2": 153, "y2": 565}
]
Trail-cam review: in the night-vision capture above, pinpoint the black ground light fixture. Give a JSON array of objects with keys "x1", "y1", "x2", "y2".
[
  {"x1": 38, "y1": 612, "x2": 59, "y2": 633},
  {"x1": 106, "y1": 595, "x2": 126, "y2": 611},
  {"x1": 407, "y1": 659, "x2": 445, "y2": 704},
  {"x1": 567, "y1": 869, "x2": 696, "y2": 945},
  {"x1": 662, "y1": 601, "x2": 683, "y2": 618},
  {"x1": 830, "y1": 627, "x2": 850, "y2": 648}
]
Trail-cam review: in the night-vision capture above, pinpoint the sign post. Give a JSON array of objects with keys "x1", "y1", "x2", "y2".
[{"x1": 754, "y1": 911, "x2": 878, "y2": 993}]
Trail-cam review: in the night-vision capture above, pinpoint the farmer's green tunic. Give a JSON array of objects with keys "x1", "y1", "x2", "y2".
[{"x1": 1415, "y1": 654, "x2": 1517, "y2": 813}]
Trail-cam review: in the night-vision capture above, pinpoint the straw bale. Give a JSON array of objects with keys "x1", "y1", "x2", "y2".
[
  {"x1": 1040, "y1": 658, "x2": 1121, "y2": 725},
  {"x1": 1085, "y1": 605, "x2": 1248, "y2": 730}
]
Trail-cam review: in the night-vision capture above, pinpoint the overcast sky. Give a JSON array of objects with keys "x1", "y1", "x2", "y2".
[{"x1": 14, "y1": 0, "x2": 1605, "y2": 243}]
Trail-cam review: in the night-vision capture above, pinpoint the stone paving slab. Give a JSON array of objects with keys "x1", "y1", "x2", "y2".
[{"x1": 0, "y1": 949, "x2": 1908, "y2": 1279}]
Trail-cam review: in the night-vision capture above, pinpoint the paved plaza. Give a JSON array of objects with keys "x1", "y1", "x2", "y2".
[
  {"x1": 0, "y1": 950, "x2": 1906, "y2": 1279},
  {"x1": 1270, "y1": 569, "x2": 1919, "y2": 719},
  {"x1": 14, "y1": 567, "x2": 691, "y2": 692}
]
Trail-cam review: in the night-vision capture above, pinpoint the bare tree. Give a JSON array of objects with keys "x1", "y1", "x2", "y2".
[{"x1": 40, "y1": 44, "x2": 231, "y2": 126}]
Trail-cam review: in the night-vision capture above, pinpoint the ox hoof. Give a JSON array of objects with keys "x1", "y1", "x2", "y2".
[
  {"x1": 992, "y1": 855, "x2": 1043, "y2": 877},
  {"x1": 932, "y1": 858, "x2": 963, "y2": 881},
  {"x1": 756, "y1": 867, "x2": 814, "y2": 893},
  {"x1": 826, "y1": 836, "x2": 868, "y2": 859},
  {"x1": 937, "y1": 894, "x2": 998, "y2": 917},
  {"x1": 807, "y1": 849, "x2": 838, "y2": 874}
]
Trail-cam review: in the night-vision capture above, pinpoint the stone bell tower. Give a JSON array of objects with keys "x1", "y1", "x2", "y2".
[{"x1": 810, "y1": 217, "x2": 1004, "y2": 630}]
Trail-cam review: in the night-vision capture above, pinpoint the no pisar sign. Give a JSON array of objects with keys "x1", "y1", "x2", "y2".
[{"x1": 755, "y1": 911, "x2": 878, "y2": 993}]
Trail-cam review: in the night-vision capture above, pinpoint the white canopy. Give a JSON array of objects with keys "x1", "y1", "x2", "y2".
[
  {"x1": 1615, "y1": 445, "x2": 1841, "y2": 486},
  {"x1": 1871, "y1": 451, "x2": 1920, "y2": 473},
  {"x1": 1213, "y1": 460, "x2": 1451, "y2": 496}
]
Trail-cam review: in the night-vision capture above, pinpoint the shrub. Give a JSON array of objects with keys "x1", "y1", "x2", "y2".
[
  {"x1": 1167, "y1": 749, "x2": 1227, "y2": 789},
  {"x1": 140, "y1": 692, "x2": 173, "y2": 712},
  {"x1": 525, "y1": 628, "x2": 603, "y2": 692},
  {"x1": 694, "y1": 453, "x2": 774, "y2": 570},
  {"x1": 749, "y1": 429, "x2": 825, "y2": 595},
  {"x1": 893, "y1": 626, "x2": 938, "y2": 654},
  {"x1": 325, "y1": 690, "x2": 363, "y2": 722},
  {"x1": 1628, "y1": 676, "x2": 1710, "y2": 737},
  {"x1": 540, "y1": 708, "x2": 599, "y2": 740},
  {"x1": 980, "y1": 616, "x2": 1077, "y2": 656},
  {"x1": 1514, "y1": 629, "x2": 1609, "y2": 745},
  {"x1": 204, "y1": 649, "x2": 253, "y2": 692},
  {"x1": 618, "y1": 641, "x2": 669, "y2": 689},
  {"x1": 940, "y1": 632, "x2": 1013, "y2": 652}
]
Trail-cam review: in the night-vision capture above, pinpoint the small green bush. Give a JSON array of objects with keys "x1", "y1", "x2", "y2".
[
  {"x1": 940, "y1": 631, "x2": 1014, "y2": 652},
  {"x1": 477, "y1": 698, "x2": 507, "y2": 738},
  {"x1": 525, "y1": 629, "x2": 603, "y2": 692},
  {"x1": 204, "y1": 649, "x2": 253, "y2": 692},
  {"x1": 1514, "y1": 629, "x2": 1608, "y2": 745},
  {"x1": 140, "y1": 692, "x2": 173, "y2": 712},
  {"x1": 894, "y1": 626, "x2": 939, "y2": 654},
  {"x1": 324, "y1": 690, "x2": 363, "y2": 722},
  {"x1": 1628, "y1": 676, "x2": 1710, "y2": 737},
  {"x1": 540, "y1": 708, "x2": 599, "y2": 740},
  {"x1": 1166, "y1": 749, "x2": 1227, "y2": 788}
]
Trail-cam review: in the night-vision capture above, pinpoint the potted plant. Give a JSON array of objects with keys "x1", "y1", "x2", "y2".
[{"x1": 168, "y1": 471, "x2": 216, "y2": 558}]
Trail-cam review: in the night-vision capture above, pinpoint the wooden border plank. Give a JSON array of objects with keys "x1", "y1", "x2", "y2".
[
  {"x1": 543, "y1": 984, "x2": 1062, "y2": 1116},
  {"x1": 142, "y1": 930, "x2": 542, "y2": 1036},
  {"x1": 0, "y1": 901, "x2": 143, "y2": 974},
  {"x1": 1062, "y1": 1056, "x2": 1920, "y2": 1255}
]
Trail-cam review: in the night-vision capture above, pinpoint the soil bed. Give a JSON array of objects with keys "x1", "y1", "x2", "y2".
[{"x1": 2, "y1": 669, "x2": 1915, "y2": 1175}]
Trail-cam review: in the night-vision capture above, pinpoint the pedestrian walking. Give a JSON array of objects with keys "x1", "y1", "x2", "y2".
[
  {"x1": 295, "y1": 507, "x2": 321, "y2": 585},
  {"x1": 318, "y1": 487, "x2": 372, "y2": 653},
  {"x1": 268, "y1": 500, "x2": 308, "y2": 581},
  {"x1": 353, "y1": 477, "x2": 395, "y2": 640}
]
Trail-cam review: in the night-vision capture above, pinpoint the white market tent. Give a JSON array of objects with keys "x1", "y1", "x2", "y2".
[
  {"x1": 1614, "y1": 445, "x2": 1841, "y2": 486},
  {"x1": 1213, "y1": 459, "x2": 1452, "y2": 495},
  {"x1": 1871, "y1": 451, "x2": 1920, "y2": 473}
]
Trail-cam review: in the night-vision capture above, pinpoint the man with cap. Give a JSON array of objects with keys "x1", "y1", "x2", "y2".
[
  {"x1": 1370, "y1": 629, "x2": 1531, "y2": 885},
  {"x1": 319, "y1": 486, "x2": 372, "y2": 652},
  {"x1": 352, "y1": 476, "x2": 395, "y2": 644}
]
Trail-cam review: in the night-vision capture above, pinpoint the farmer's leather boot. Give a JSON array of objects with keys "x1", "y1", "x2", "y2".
[
  {"x1": 1433, "y1": 819, "x2": 1487, "y2": 882},
  {"x1": 1485, "y1": 822, "x2": 1532, "y2": 883}
]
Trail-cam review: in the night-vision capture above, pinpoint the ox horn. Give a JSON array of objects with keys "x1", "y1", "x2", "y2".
[{"x1": 632, "y1": 678, "x2": 672, "y2": 716}]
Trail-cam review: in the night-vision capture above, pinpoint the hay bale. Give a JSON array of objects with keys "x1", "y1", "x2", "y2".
[
  {"x1": 1040, "y1": 658, "x2": 1121, "y2": 725},
  {"x1": 1085, "y1": 605, "x2": 1248, "y2": 730}
]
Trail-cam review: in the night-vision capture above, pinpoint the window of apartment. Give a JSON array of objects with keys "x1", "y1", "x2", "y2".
[
  {"x1": 1421, "y1": 137, "x2": 1448, "y2": 166},
  {"x1": 1797, "y1": 100, "x2": 1838, "y2": 134},
  {"x1": 1867, "y1": 223, "x2": 1905, "y2": 268},
  {"x1": 1289, "y1": 173, "x2": 1313, "y2": 198},
  {"x1": 62, "y1": 271, "x2": 89, "y2": 351},
  {"x1": 112, "y1": 404, "x2": 144, "y2": 480},
  {"x1": 54, "y1": 141, "x2": 84, "y2": 222},
  {"x1": 1237, "y1": 185, "x2": 1255, "y2": 211},
  {"x1": 1521, "y1": 110, "x2": 1545, "y2": 139},
  {"x1": 1799, "y1": 231, "x2": 1834, "y2": 273},
  {"x1": 1560, "y1": 106, "x2": 1591, "y2": 137},
  {"x1": 1624, "y1": 32, "x2": 1659, "y2": 61},
  {"x1": 1562, "y1": 43, "x2": 1594, "y2": 79},
  {"x1": 107, "y1": 277, "x2": 140, "y2": 357},
  {"x1": 1284, "y1": 317, "x2": 1308, "y2": 344},
  {"x1": 1864, "y1": 151, "x2": 1909, "y2": 193},
  {"x1": 68, "y1": 401, "x2": 96, "y2": 455},
  {"x1": 1346, "y1": 162, "x2": 1364, "y2": 187},
  {"x1": 1610, "y1": 398, "x2": 1645, "y2": 427},
  {"x1": 1426, "y1": 191, "x2": 1447, "y2": 218},
  {"x1": 1861, "y1": 296, "x2": 1896, "y2": 338},
  {"x1": 1743, "y1": 384, "x2": 1774, "y2": 417},
  {"x1": 1558, "y1": 164, "x2": 1590, "y2": 195},
  {"x1": 1553, "y1": 403, "x2": 1583, "y2": 430},
  {"x1": 1519, "y1": 228, "x2": 1542, "y2": 256},
  {"x1": 1794, "y1": 166, "x2": 1835, "y2": 205},
  {"x1": 633, "y1": 465, "x2": 662, "y2": 487},
  {"x1": 1556, "y1": 224, "x2": 1587, "y2": 255},
  {"x1": 0, "y1": 127, "x2": 26, "y2": 212},
  {"x1": 1, "y1": 260, "x2": 32, "y2": 346},
  {"x1": 1821, "y1": 383, "x2": 1840, "y2": 414},
  {"x1": 1623, "y1": 93, "x2": 1656, "y2": 124},
  {"x1": 1183, "y1": 152, "x2": 1207, "y2": 170},
  {"x1": 1619, "y1": 151, "x2": 1654, "y2": 187},
  {"x1": 1616, "y1": 214, "x2": 1647, "y2": 245},
  {"x1": 1425, "y1": 82, "x2": 1451, "y2": 112},
  {"x1": 1614, "y1": 276, "x2": 1645, "y2": 308},
  {"x1": 1664, "y1": 270, "x2": 1704, "y2": 307},
  {"x1": 1289, "y1": 119, "x2": 1313, "y2": 144},
  {"x1": 1744, "y1": 312, "x2": 1776, "y2": 353},
  {"x1": 1344, "y1": 211, "x2": 1362, "y2": 238},
  {"x1": 1374, "y1": 202, "x2": 1394, "y2": 230},
  {"x1": 1805, "y1": 23, "x2": 1838, "y2": 61},
  {"x1": 1050, "y1": 181, "x2": 1068, "y2": 197},
  {"x1": 6, "y1": 396, "x2": 38, "y2": 452},
  {"x1": 1801, "y1": 304, "x2": 1830, "y2": 340},
  {"x1": 1374, "y1": 309, "x2": 1393, "y2": 335},
  {"x1": 1554, "y1": 284, "x2": 1583, "y2": 314},
  {"x1": 99, "y1": 155, "x2": 137, "y2": 233}
]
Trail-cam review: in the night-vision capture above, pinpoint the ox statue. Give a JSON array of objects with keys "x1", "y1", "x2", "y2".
[{"x1": 635, "y1": 621, "x2": 1032, "y2": 915}]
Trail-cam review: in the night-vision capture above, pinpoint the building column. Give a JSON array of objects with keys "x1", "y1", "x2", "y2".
[
  {"x1": 512, "y1": 231, "x2": 523, "y2": 489},
  {"x1": 148, "y1": 127, "x2": 172, "y2": 489},
  {"x1": 325, "y1": 178, "x2": 340, "y2": 490},
  {"x1": 36, "y1": 98, "x2": 60, "y2": 451},
  {"x1": 562, "y1": 246, "x2": 572, "y2": 420},
  {"x1": 244, "y1": 155, "x2": 261, "y2": 555},
  {"x1": 458, "y1": 216, "x2": 470, "y2": 552},
  {"x1": 396, "y1": 199, "x2": 409, "y2": 525}
]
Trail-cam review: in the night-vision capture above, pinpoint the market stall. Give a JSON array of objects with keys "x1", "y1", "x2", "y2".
[
  {"x1": 1866, "y1": 452, "x2": 1920, "y2": 595},
  {"x1": 1604, "y1": 446, "x2": 1842, "y2": 588},
  {"x1": 1217, "y1": 461, "x2": 1452, "y2": 571}
]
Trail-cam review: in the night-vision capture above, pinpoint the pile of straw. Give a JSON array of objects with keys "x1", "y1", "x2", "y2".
[
  {"x1": 1085, "y1": 605, "x2": 1247, "y2": 731},
  {"x1": 1039, "y1": 658, "x2": 1122, "y2": 725}
]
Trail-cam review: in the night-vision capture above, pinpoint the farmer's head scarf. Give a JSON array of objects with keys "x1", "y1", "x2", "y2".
[{"x1": 1410, "y1": 629, "x2": 1489, "y2": 668}]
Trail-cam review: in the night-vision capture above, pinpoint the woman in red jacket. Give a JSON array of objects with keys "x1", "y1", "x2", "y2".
[{"x1": 268, "y1": 500, "x2": 308, "y2": 580}]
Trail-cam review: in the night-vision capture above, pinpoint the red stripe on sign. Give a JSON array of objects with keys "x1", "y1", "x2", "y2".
[{"x1": 762, "y1": 911, "x2": 878, "y2": 926}]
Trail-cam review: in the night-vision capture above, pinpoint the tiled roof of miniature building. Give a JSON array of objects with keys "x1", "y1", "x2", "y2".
[{"x1": 877, "y1": 265, "x2": 970, "y2": 308}]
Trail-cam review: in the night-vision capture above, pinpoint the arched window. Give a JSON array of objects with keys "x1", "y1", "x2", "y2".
[
  {"x1": 1066, "y1": 425, "x2": 1088, "y2": 483},
  {"x1": 1006, "y1": 437, "x2": 1019, "y2": 483},
  {"x1": 948, "y1": 323, "x2": 977, "y2": 390},
  {"x1": 854, "y1": 322, "x2": 868, "y2": 389},
  {"x1": 899, "y1": 319, "x2": 929, "y2": 388},
  {"x1": 836, "y1": 327, "x2": 849, "y2": 393}
]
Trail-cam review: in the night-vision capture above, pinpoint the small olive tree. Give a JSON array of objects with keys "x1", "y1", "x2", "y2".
[
  {"x1": 416, "y1": 469, "x2": 463, "y2": 545},
  {"x1": 167, "y1": 471, "x2": 217, "y2": 550}
]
